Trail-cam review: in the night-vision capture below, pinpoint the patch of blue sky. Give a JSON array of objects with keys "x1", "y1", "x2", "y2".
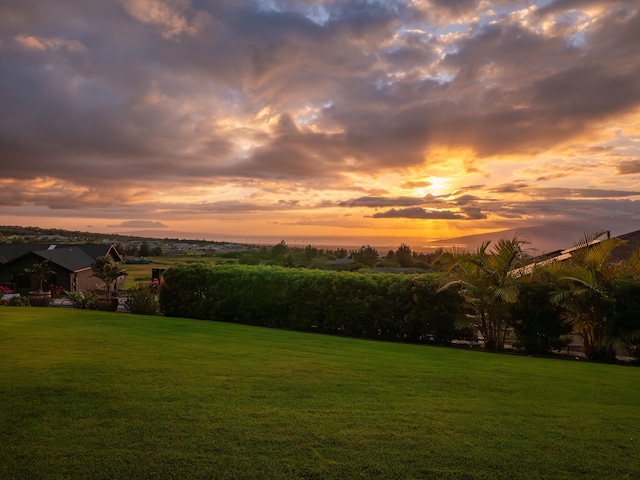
[
  {"x1": 399, "y1": 20, "x2": 467, "y2": 37},
  {"x1": 567, "y1": 30, "x2": 587, "y2": 48},
  {"x1": 255, "y1": 0, "x2": 281, "y2": 13},
  {"x1": 305, "y1": 5, "x2": 330, "y2": 26},
  {"x1": 295, "y1": 112, "x2": 318, "y2": 126},
  {"x1": 420, "y1": 72, "x2": 455, "y2": 85}
]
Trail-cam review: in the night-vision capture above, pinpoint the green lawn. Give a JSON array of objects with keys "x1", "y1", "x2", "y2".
[{"x1": 1, "y1": 307, "x2": 638, "y2": 479}]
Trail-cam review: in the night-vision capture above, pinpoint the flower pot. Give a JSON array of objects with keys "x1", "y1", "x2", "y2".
[
  {"x1": 29, "y1": 291, "x2": 51, "y2": 307},
  {"x1": 97, "y1": 297, "x2": 119, "y2": 312}
]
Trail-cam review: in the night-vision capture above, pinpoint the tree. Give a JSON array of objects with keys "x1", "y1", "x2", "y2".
[
  {"x1": 304, "y1": 244, "x2": 319, "y2": 260},
  {"x1": 91, "y1": 255, "x2": 126, "y2": 297},
  {"x1": 396, "y1": 243, "x2": 414, "y2": 268},
  {"x1": 270, "y1": 240, "x2": 289, "y2": 259},
  {"x1": 139, "y1": 239, "x2": 151, "y2": 257},
  {"x1": 549, "y1": 231, "x2": 640, "y2": 362},
  {"x1": 439, "y1": 237, "x2": 528, "y2": 351},
  {"x1": 25, "y1": 260, "x2": 54, "y2": 293},
  {"x1": 334, "y1": 248, "x2": 348, "y2": 259},
  {"x1": 385, "y1": 250, "x2": 397, "y2": 263},
  {"x1": 352, "y1": 245, "x2": 379, "y2": 267}
]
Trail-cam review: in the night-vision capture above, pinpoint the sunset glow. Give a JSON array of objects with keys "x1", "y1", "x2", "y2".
[{"x1": 1, "y1": 1, "x2": 640, "y2": 248}]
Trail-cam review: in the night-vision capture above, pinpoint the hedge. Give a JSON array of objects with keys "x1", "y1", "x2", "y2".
[{"x1": 158, "y1": 264, "x2": 468, "y2": 344}]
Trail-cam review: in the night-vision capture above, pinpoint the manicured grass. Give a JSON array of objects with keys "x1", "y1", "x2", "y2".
[{"x1": 1, "y1": 307, "x2": 639, "y2": 479}]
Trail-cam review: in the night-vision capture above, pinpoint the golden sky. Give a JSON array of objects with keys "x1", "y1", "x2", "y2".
[{"x1": 1, "y1": 0, "x2": 640, "y2": 248}]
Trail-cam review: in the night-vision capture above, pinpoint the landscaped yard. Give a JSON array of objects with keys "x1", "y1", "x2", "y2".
[{"x1": 1, "y1": 307, "x2": 638, "y2": 479}]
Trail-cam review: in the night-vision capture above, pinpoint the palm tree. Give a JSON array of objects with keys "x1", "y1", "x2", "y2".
[
  {"x1": 439, "y1": 237, "x2": 528, "y2": 351},
  {"x1": 549, "y1": 231, "x2": 640, "y2": 362},
  {"x1": 91, "y1": 255, "x2": 126, "y2": 297}
]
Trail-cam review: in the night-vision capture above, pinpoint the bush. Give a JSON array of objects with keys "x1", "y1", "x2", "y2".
[
  {"x1": 159, "y1": 264, "x2": 466, "y2": 344},
  {"x1": 7, "y1": 295, "x2": 31, "y2": 307},
  {"x1": 65, "y1": 291, "x2": 99, "y2": 310},
  {"x1": 125, "y1": 284, "x2": 160, "y2": 315},
  {"x1": 509, "y1": 280, "x2": 571, "y2": 354},
  {"x1": 611, "y1": 276, "x2": 640, "y2": 359},
  {"x1": 238, "y1": 253, "x2": 260, "y2": 265}
]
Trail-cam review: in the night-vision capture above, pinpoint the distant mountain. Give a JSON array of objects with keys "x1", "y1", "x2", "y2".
[{"x1": 429, "y1": 217, "x2": 640, "y2": 254}]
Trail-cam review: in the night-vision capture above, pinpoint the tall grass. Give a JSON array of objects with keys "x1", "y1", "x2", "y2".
[{"x1": 1, "y1": 307, "x2": 638, "y2": 479}]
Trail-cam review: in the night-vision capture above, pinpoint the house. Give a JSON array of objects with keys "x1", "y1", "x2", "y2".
[
  {"x1": 0, "y1": 244, "x2": 123, "y2": 295},
  {"x1": 510, "y1": 229, "x2": 640, "y2": 277}
]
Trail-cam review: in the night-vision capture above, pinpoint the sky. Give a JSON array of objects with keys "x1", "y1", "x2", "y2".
[{"x1": 1, "y1": 0, "x2": 640, "y2": 248}]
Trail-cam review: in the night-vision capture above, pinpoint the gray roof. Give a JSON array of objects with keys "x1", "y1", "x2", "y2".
[
  {"x1": 0, "y1": 244, "x2": 55, "y2": 264},
  {"x1": 0, "y1": 243, "x2": 122, "y2": 265},
  {"x1": 32, "y1": 247, "x2": 96, "y2": 272},
  {"x1": 76, "y1": 244, "x2": 122, "y2": 261},
  {"x1": 611, "y1": 229, "x2": 640, "y2": 262},
  {"x1": 0, "y1": 243, "x2": 123, "y2": 276}
]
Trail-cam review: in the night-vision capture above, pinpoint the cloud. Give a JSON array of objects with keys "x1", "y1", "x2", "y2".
[
  {"x1": 490, "y1": 183, "x2": 529, "y2": 194},
  {"x1": 338, "y1": 196, "x2": 426, "y2": 208},
  {"x1": 532, "y1": 188, "x2": 640, "y2": 198},
  {"x1": 617, "y1": 160, "x2": 640, "y2": 175},
  {"x1": 119, "y1": 0, "x2": 196, "y2": 38},
  {"x1": 0, "y1": 0, "x2": 639, "y2": 237},
  {"x1": 372, "y1": 207, "x2": 465, "y2": 219},
  {"x1": 108, "y1": 220, "x2": 168, "y2": 228},
  {"x1": 14, "y1": 34, "x2": 87, "y2": 53},
  {"x1": 400, "y1": 180, "x2": 432, "y2": 189}
]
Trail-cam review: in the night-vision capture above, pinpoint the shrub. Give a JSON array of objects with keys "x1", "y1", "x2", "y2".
[
  {"x1": 8, "y1": 296, "x2": 31, "y2": 307},
  {"x1": 84, "y1": 292, "x2": 99, "y2": 310},
  {"x1": 159, "y1": 264, "x2": 466, "y2": 345},
  {"x1": 65, "y1": 291, "x2": 99, "y2": 310},
  {"x1": 238, "y1": 253, "x2": 260, "y2": 265},
  {"x1": 125, "y1": 284, "x2": 160, "y2": 315},
  {"x1": 509, "y1": 280, "x2": 571, "y2": 354}
]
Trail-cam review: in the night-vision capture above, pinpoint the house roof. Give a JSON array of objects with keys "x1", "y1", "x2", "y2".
[
  {"x1": 76, "y1": 244, "x2": 122, "y2": 262},
  {"x1": 610, "y1": 229, "x2": 640, "y2": 262},
  {"x1": 0, "y1": 243, "x2": 122, "y2": 265},
  {"x1": 0, "y1": 244, "x2": 56, "y2": 264},
  {"x1": 31, "y1": 247, "x2": 97, "y2": 272},
  {"x1": 511, "y1": 228, "x2": 640, "y2": 276},
  {"x1": 0, "y1": 243, "x2": 123, "y2": 275}
]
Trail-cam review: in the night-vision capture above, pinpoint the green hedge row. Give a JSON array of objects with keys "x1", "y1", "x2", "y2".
[{"x1": 158, "y1": 264, "x2": 469, "y2": 344}]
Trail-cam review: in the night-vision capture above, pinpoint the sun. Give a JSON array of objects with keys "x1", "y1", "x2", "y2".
[{"x1": 413, "y1": 176, "x2": 451, "y2": 197}]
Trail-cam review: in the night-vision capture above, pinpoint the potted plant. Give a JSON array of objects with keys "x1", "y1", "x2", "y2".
[
  {"x1": 25, "y1": 260, "x2": 54, "y2": 307},
  {"x1": 91, "y1": 256, "x2": 127, "y2": 311}
]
